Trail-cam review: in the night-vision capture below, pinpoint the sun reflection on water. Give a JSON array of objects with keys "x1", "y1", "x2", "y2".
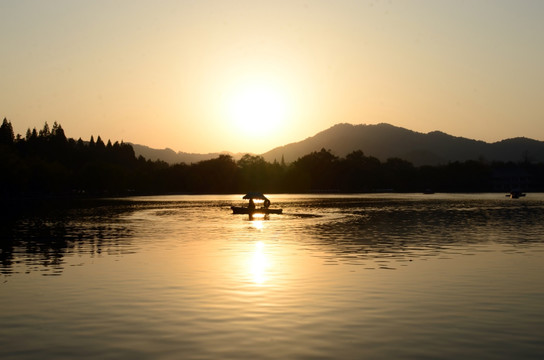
[
  {"x1": 249, "y1": 241, "x2": 268, "y2": 285},
  {"x1": 249, "y1": 213, "x2": 265, "y2": 230},
  {"x1": 250, "y1": 220, "x2": 264, "y2": 230}
]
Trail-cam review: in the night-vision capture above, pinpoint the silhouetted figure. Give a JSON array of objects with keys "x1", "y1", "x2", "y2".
[
  {"x1": 248, "y1": 199, "x2": 255, "y2": 210},
  {"x1": 263, "y1": 199, "x2": 271, "y2": 209}
]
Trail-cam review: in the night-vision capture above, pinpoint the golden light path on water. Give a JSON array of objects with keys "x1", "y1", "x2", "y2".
[
  {"x1": 249, "y1": 241, "x2": 268, "y2": 285},
  {"x1": 248, "y1": 215, "x2": 268, "y2": 285}
]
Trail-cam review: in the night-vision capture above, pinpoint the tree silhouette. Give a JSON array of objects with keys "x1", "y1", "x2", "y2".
[
  {"x1": 0, "y1": 118, "x2": 14, "y2": 145},
  {"x1": 238, "y1": 154, "x2": 268, "y2": 191},
  {"x1": 288, "y1": 148, "x2": 339, "y2": 191},
  {"x1": 1, "y1": 118, "x2": 544, "y2": 197},
  {"x1": 338, "y1": 150, "x2": 381, "y2": 192}
]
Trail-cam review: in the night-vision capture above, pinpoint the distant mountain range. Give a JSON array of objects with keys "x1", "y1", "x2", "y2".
[
  {"x1": 133, "y1": 123, "x2": 544, "y2": 166},
  {"x1": 130, "y1": 144, "x2": 246, "y2": 165},
  {"x1": 262, "y1": 123, "x2": 544, "y2": 166}
]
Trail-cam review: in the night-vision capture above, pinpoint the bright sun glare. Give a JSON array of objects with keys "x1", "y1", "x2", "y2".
[{"x1": 228, "y1": 83, "x2": 288, "y2": 136}]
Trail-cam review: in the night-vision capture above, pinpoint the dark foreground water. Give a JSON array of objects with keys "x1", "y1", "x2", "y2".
[{"x1": 1, "y1": 194, "x2": 544, "y2": 359}]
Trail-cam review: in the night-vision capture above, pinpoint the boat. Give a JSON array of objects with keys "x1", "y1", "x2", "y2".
[
  {"x1": 231, "y1": 206, "x2": 283, "y2": 215},
  {"x1": 231, "y1": 192, "x2": 283, "y2": 215},
  {"x1": 507, "y1": 190, "x2": 526, "y2": 199}
]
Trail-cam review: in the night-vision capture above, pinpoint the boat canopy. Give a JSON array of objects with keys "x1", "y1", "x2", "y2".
[{"x1": 243, "y1": 192, "x2": 268, "y2": 201}]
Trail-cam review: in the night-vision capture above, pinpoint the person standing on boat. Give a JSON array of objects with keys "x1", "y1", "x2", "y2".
[{"x1": 248, "y1": 198, "x2": 256, "y2": 210}]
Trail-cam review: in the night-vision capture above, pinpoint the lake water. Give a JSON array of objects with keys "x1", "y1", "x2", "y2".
[{"x1": 1, "y1": 193, "x2": 544, "y2": 359}]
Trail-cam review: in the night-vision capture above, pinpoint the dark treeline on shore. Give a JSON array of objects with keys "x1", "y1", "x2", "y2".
[{"x1": 1, "y1": 119, "x2": 544, "y2": 197}]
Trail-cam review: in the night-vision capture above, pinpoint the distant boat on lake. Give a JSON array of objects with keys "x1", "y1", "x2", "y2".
[
  {"x1": 507, "y1": 190, "x2": 526, "y2": 199},
  {"x1": 231, "y1": 192, "x2": 283, "y2": 215}
]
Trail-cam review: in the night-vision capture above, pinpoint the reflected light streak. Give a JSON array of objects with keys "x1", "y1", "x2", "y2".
[
  {"x1": 249, "y1": 214, "x2": 265, "y2": 230},
  {"x1": 249, "y1": 241, "x2": 268, "y2": 285},
  {"x1": 251, "y1": 220, "x2": 264, "y2": 230}
]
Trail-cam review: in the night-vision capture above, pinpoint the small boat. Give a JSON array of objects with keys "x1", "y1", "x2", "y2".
[
  {"x1": 231, "y1": 206, "x2": 283, "y2": 215},
  {"x1": 231, "y1": 192, "x2": 283, "y2": 215},
  {"x1": 507, "y1": 190, "x2": 526, "y2": 199}
]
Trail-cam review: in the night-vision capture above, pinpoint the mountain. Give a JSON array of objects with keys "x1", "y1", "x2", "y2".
[
  {"x1": 130, "y1": 144, "x2": 245, "y2": 165},
  {"x1": 260, "y1": 123, "x2": 544, "y2": 166},
  {"x1": 131, "y1": 123, "x2": 544, "y2": 166}
]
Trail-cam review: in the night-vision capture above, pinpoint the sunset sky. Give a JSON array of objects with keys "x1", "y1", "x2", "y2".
[{"x1": 1, "y1": 0, "x2": 543, "y2": 154}]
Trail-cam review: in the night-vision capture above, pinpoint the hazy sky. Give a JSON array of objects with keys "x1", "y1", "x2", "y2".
[{"x1": 1, "y1": 0, "x2": 543, "y2": 154}]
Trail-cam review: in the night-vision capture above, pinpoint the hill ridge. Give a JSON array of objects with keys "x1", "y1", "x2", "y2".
[
  {"x1": 261, "y1": 123, "x2": 544, "y2": 166},
  {"x1": 133, "y1": 123, "x2": 544, "y2": 166}
]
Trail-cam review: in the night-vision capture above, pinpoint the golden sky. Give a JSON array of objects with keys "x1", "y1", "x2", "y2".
[{"x1": 1, "y1": 0, "x2": 543, "y2": 154}]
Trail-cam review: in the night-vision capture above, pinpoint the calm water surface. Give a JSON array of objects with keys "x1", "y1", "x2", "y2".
[{"x1": 1, "y1": 194, "x2": 544, "y2": 359}]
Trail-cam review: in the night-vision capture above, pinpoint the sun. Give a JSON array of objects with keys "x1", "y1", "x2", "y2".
[{"x1": 227, "y1": 83, "x2": 288, "y2": 136}]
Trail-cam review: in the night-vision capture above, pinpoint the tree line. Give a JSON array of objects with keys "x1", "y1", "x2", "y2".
[{"x1": 1, "y1": 118, "x2": 543, "y2": 197}]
